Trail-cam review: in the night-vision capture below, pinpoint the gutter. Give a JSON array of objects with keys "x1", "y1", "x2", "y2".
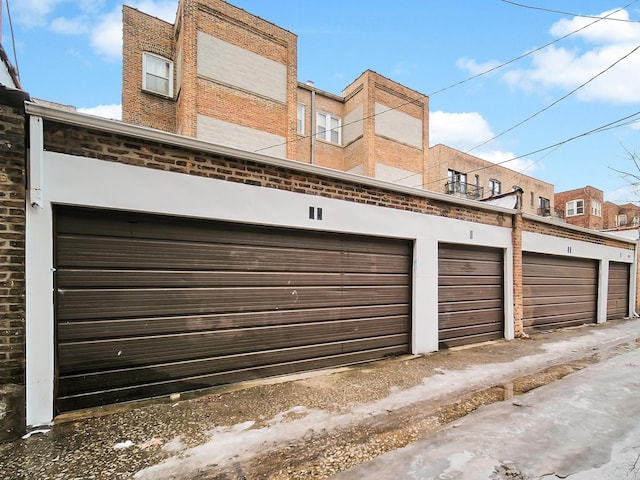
[{"x1": 24, "y1": 101, "x2": 519, "y2": 216}]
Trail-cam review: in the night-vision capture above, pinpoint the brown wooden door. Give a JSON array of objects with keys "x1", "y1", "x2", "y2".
[
  {"x1": 54, "y1": 207, "x2": 412, "y2": 412},
  {"x1": 523, "y1": 253, "x2": 598, "y2": 332},
  {"x1": 607, "y1": 262, "x2": 630, "y2": 320},
  {"x1": 438, "y1": 244, "x2": 504, "y2": 348}
]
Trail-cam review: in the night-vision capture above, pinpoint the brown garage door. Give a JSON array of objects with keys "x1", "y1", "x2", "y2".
[
  {"x1": 523, "y1": 253, "x2": 598, "y2": 332},
  {"x1": 54, "y1": 207, "x2": 412, "y2": 412},
  {"x1": 607, "y1": 262, "x2": 630, "y2": 320},
  {"x1": 438, "y1": 244, "x2": 504, "y2": 348}
]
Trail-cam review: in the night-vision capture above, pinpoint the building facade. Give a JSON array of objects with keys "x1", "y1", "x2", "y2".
[
  {"x1": 554, "y1": 186, "x2": 604, "y2": 230},
  {"x1": 122, "y1": 0, "x2": 553, "y2": 208}
]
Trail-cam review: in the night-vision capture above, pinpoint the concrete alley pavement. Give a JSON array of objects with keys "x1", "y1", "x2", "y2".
[
  {"x1": 331, "y1": 337, "x2": 640, "y2": 480},
  {"x1": 2, "y1": 319, "x2": 640, "y2": 479}
]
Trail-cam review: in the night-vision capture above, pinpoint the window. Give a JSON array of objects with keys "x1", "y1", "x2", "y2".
[
  {"x1": 316, "y1": 112, "x2": 341, "y2": 144},
  {"x1": 297, "y1": 103, "x2": 305, "y2": 134},
  {"x1": 489, "y1": 179, "x2": 501, "y2": 196},
  {"x1": 530, "y1": 192, "x2": 534, "y2": 208},
  {"x1": 591, "y1": 200, "x2": 602, "y2": 217},
  {"x1": 143, "y1": 52, "x2": 173, "y2": 97},
  {"x1": 616, "y1": 214, "x2": 628, "y2": 227},
  {"x1": 538, "y1": 196, "x2": 550, "y2": 216},
  {"x1": 447, "y1": 169, "x2": 467, "y2": 194},
  {"x1": 566, "y1": 199, "x2": 584, "y2": 217}
]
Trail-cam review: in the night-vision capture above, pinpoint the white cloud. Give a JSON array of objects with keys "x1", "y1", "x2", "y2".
[
  {"x1": 78, "y1": 104, "x2": 122, "y2": 120},
  {"x1": 11, "y1": 0, "x2": 64, "y2": 27},
  {"x1": 501, "y1": 8, "x2": 640, "y2": 104},
  {"x1": 429, "y1": 110, "x2": 535, "y2": 174},
  {"x1": 90, "y1": 7, "x2": 124, "y2": 60},
  {"x1": 89, "y1": 1, "x2": 177, "y2": 60},
  {"x1": 429, "y1": 110, "x2": 537, "y2": 174},
  {"x1": 605, "y1": 183, "x2": 640, "y2": 204},
  {"x1": 430, "y1": 111, "x2": 493, "y2": 149},
  {"x1": 50, "y1": 16, "x2": 88, "y2": 35},
  {"x1": 456, "y1": 57, "x2": 502, "y2": 76}
]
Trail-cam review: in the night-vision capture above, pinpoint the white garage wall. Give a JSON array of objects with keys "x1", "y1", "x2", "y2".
[{"x1": 25, "y1": 148, "x2": 514, "y2": 426}]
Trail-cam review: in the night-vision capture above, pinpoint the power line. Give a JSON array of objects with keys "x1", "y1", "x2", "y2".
[
  {"x1": 254, "y1": 0, "x2": 639, "y2": 156},
  {"x1": 425, "y1": 110, "x2": 640, "y2": 189},
  {"x1": 500, "y1": 0, "x2": 640, "y2": 22},
  {"x1": 466, "y1": 42, "x2": 640, "y2": 154},
  {"x1": 5, "y1": 0, "x2": 20, "y2": 82},
  {"x1": 415, "y1": 0, "x2": 640, "y2": 188}
]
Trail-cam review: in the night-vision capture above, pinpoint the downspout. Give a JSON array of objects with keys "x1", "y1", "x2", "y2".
[
  {"x1": 310, "y1": 87, "x2": 316, "y2": 165},
  {"x1": 633, "y1": 237, "x2": 639, "y2": 317}
]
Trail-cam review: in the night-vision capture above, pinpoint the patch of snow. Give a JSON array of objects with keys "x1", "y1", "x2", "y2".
[{"x1": 114, "y1": 440, "x2": 135, "y2": 450}]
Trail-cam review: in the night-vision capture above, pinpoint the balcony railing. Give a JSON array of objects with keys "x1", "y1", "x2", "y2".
[
  {"x1": 537, "y1": 207, "x2": 565, "y2": 220},
  {"x1": 445, "y1": 181, "x2": 483, "y2": 200}
]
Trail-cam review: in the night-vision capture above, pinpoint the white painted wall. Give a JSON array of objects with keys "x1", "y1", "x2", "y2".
[
  {"x1": 197, "y1": 32, "x2": 286, "y2": 103},
  {"x1": 375, "y1": 163, "x2": 422, "y2": 188},
  {"x1": 374, "y1": 102, "x2": 422, "y2": 149},
  {"x1": 343, "y1": 105, "x2": 363, "y2": 145},
  {"x1": 197, "y1": 114, "x2": 287, "y2": 158}
]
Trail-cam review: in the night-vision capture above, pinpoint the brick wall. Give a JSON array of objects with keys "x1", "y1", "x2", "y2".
[
  {"x1": 122, "y1": 6, "x2": 176, "y2": 132},
  {"x1": 554, "y1": 186, "x2": 604, "y2": 230},
  {"x1": 522, "y1": 216, "x2": 634, "y2": 250},
  {"x1": 42, "y1": 120, "x2": 512, "y2": 229},
  {"x1": 0, "y1": 90, "x2": 27, "y2": 387},
  {"x1": 512, "y1": 212, "x2": 524, "y2": 336}
]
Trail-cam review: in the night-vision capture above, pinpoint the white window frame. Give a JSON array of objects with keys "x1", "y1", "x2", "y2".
[
  {"x1": 142, "y1": 52, "x2": 174, "y2": 98},
  {"x1": 316, "y1": 111, "x2": 341, "y2": 144},
  {"x1": 617, "y1": 214, "x2": 628, "y2": 227},
  {"x1": 591, "y1": 200, "x2": 602, "y2": 217},
  {"x1": 297, "y1": 103, "x2": 305, "y2": 134},
  {"x1": 566, "y1": 199, "x2": 584, "y2": 217},
  {"x1": 489, "y1": 179, "x2": 501, "y2": 196}
]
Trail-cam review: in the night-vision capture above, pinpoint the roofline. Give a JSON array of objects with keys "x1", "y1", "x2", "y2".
[
  {"x1": 24, "y1": 101, "x2": 533, "y2": 218},
  {"x1": 522, "y1": 212, "x2": 637, "y2": 244}
]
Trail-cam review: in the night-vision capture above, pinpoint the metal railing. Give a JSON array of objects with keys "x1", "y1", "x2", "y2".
[{"x1": 444, "y1": 181, "x2": 483, "y2": 200}]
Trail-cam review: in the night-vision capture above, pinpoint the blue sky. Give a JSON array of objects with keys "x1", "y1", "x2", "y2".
[{"x1": 4, "y1": 0, "x2": 640, "y2": 202}]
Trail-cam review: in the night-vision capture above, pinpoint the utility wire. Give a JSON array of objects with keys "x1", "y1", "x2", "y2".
[
  {"x1": 466, "y1": 42, "x2": 640, "y2": 154},
  {"x1": 424, "y1": 110, "x2": 640, "y2": 188},
  {"x1": 5, "y1": 0, "x2": 20, "y2": 83},
  {"x1": 500, "y1": 0, "x2": 640, "y2": 22},
  {"x1": 254, "y1": 0, "x2": 639, "y2": 155}
]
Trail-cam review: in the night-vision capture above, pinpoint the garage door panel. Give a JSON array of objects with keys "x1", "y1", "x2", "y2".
[
  {"x1": 55, "y1": 207, "x2": 412, "y2": 412},
  {"x1": 59, "y1": 310, "x2": 408, "y2": 374},
  {"x1": 438, "y1": 308, "x2": 503, "y2": 329},
  {"x1": 523, "y1": 314, "x2": 592, "y2": 329},
  {"x1": 523, "y1": 253, "x2": 597, "y2": 332},
  {"x1": 57, "y1": 236, "x2": 409, "y2": 274},
  {"x1": 58, "y1": 335, "x2": 409, "y2": 397},
  {"x1": 523, "y1": 288, "x2": 598, "y2": 304},
  {"x1": 58, "y1": 305, "x2": 410, "y2": 341},
  {"x1": 438, "y1": 299, "x2": 502, "y2": 313},
  {"x1": 57, "y1": 270, "x2": 410, "y2": 288},
  {"x1": 438, "y1": 285, "x2": 502, "y2": 302},
  {"x1": 57, "y1": 285, "x2": 410, "y2": 320},
  {"x1": 524, "y1": 302, "x2": 597, "y2": 318},
  {"x1": 438, "y1": 259, "x2": 503, "y2": 277},
  {"x1": 522, "y1": 276, "x2": 597, "y2": 287},
  {"x1": 608, "y1": 262, "x2": 630, "y2": 320},
  {"x1": 438, "y1": 275, "x2": 502, "y2": 287},
  {"x1": 57, "y1": 346, "x2": 408, "y2": 413},
  {"x1": 57, "y1": 207, "x2": 410, "y2": 256},
  {"x1": 438, "y1": 244, "x2": 504, "y2": 348}
]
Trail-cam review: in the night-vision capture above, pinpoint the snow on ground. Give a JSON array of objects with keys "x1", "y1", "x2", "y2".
[{"x1": 134, "y1": 321, "x2": 640, "y2": 479}]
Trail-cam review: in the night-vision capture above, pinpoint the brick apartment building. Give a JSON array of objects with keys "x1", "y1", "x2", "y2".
[
  {"x1": 554, "y1": 186, "x2": 640, "y2": 232},
  {"x1": 554, "y1": 186, "x2": 604, "y2": 230},
  {"x1": 122, "y1": 0, "x2": 554, "y2": 215}
]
